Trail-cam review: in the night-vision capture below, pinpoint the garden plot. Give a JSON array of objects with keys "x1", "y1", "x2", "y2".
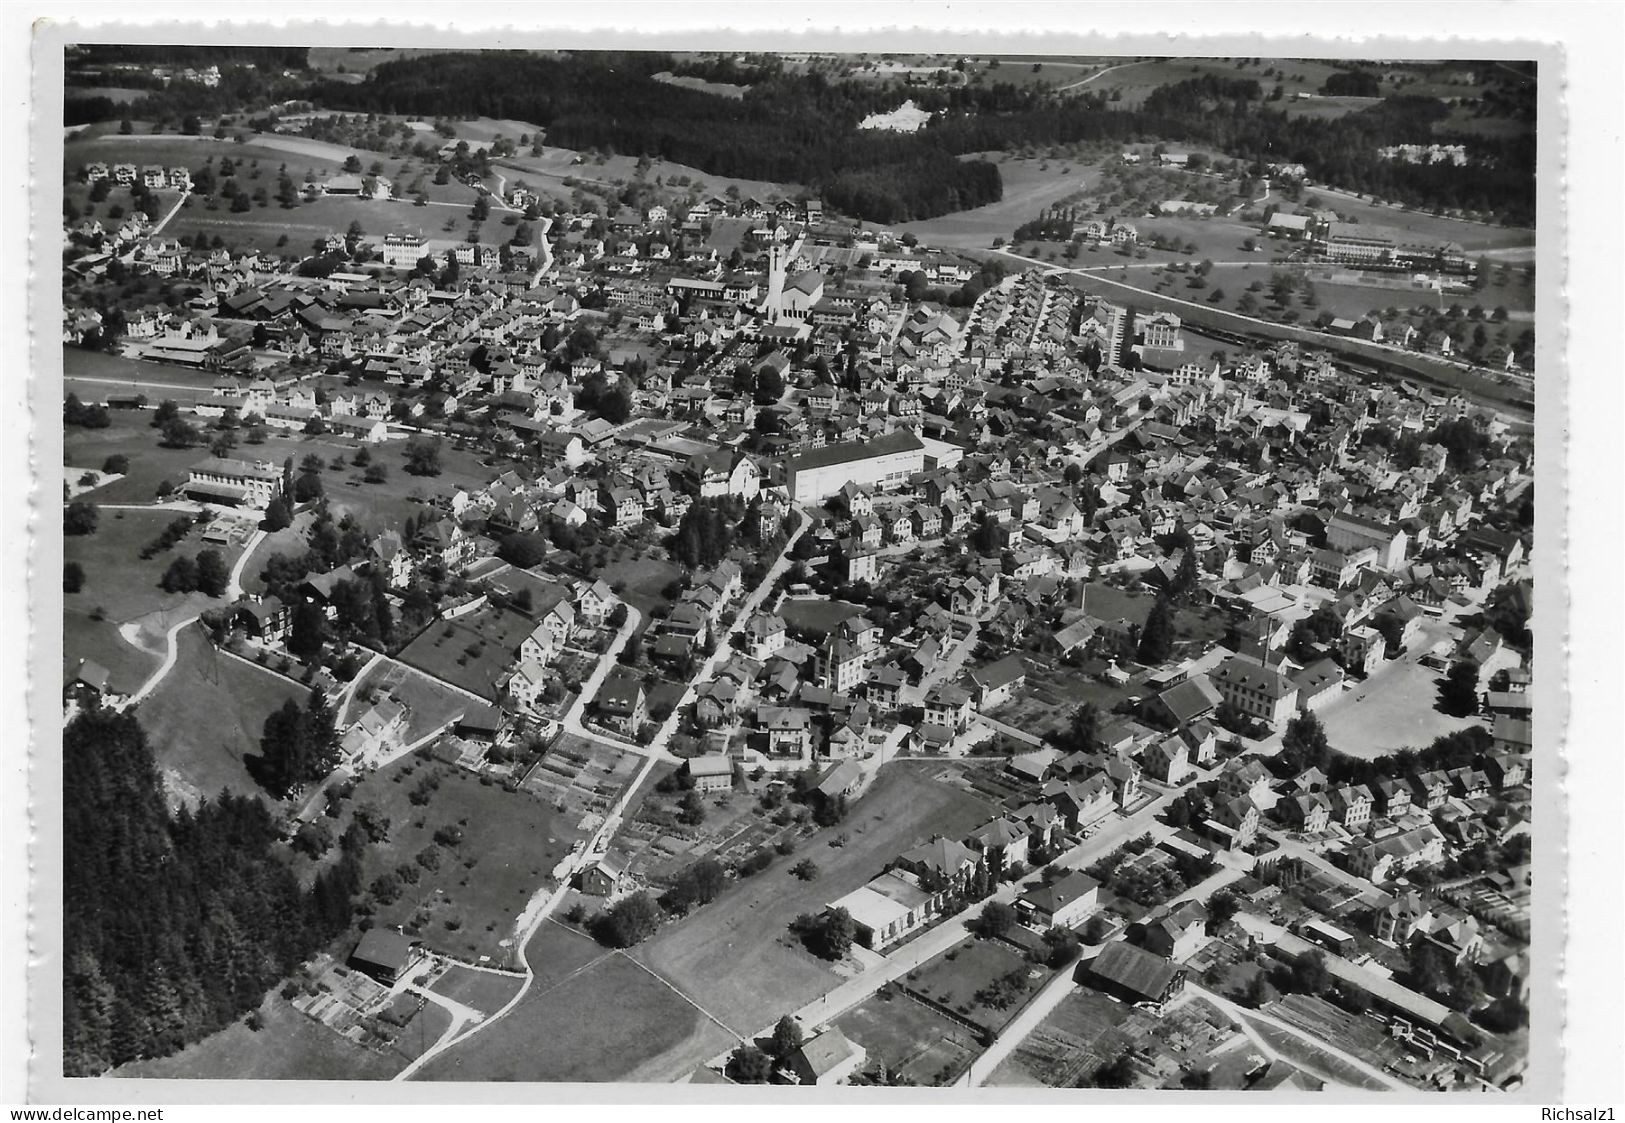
[
  {"x1": 834, "y1": 989, "x2": 982, "y2": 1086},
  {"x1": 519, "y1": 733, "x2": 642, "y2": 826}
]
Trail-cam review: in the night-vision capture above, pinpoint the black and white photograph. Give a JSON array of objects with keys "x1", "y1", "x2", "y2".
[{"x1": 7, "y1": 3, "x2": 1622, "y2": 1112}]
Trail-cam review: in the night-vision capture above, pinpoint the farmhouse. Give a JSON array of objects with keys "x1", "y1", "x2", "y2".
[
  {"x1": 1082, "y1": 941, "x2": 1187, "y2": 1011},
  {"x1": 349, "y1": 929, "x2": 421, "y2": 985}
]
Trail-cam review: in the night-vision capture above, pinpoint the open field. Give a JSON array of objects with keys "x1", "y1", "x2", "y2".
[
  {"x1": 653, "y1": 72, "x2": 748, "y2": 100},
  {"x1": 627, "y1": 761, "x2": 1001, "y2": 1038},
  {"x1": 521, "y1": 918, "x2": 613, "y2": 991},
  {"x1": 1075, "y1": 57, "x2": 1517, "y2": 122},
  {"x1": 1318, "y1": 657, "x2": 1484, "y2": 759},
  {"x1": 138, "y1": 626, "x2": 309, "y2": 808},
  {"x1": 64, "y1": 425, "x2": 221, "y2": 509},
  {"x1": 113, "y1": 990, "x2": 406, "y2": 1081},
  {"x1": 164, "y1": 193, "x2": 487, "y2": 257},
  {"x1": 427, "y1": 964, "x2": 525, "y2": 1017},
  {"x1": 63, "y1": 504, "x2": 246, "y2": 688},
  {"x1": 592, "y1": 553, "x2": 685, "y2": 625},
  {"x1": 344, "y1": 757, "x2": 585, "y2": 964},
  {"x1": 275, "y1": 431, "x2": 496, "y2": 537},
  {"x1": 65, "y1": 346, "x2": 225, "y2": 404},
  {"x1": 65, "y1": 84, "x2": 148, "y2": 104},
  {"x1": 779, "y1": 596, "x2": 866, "y2": 636},
  {"x1": 896, "y1": 153, "x2": 1105, "y2": 249},
  {"x1": 420, "y1": 945, "x2": 733, "y2": 1082},
  {"x1": 834, "y1": 989, "x2": 981, "y2": 1086}
]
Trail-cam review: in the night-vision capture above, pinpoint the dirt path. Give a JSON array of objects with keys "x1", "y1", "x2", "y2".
[
  {"x1": 1056, "y1": 59, "x2": 1155, "y2": 93},
  {"x1": 119, "y1": 527, "x2": 266, "y2": 708}
]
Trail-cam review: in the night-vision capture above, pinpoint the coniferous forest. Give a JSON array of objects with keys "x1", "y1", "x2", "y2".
[
  {"x1": 313, "y1": 55, "x2": 1535, "y2": 226},
  {"x1": 62, "y1": 709, "x2": 362, "y2": 1076}
]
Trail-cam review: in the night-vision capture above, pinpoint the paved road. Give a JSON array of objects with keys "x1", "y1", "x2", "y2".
[{"x1": 401, "y1": 520, "x2": 808, "y2": 1080}]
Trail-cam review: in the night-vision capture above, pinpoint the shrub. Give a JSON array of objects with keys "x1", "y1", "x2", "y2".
[{"x1": 63, "y1": 501, "x2": 99, "y2": 536}]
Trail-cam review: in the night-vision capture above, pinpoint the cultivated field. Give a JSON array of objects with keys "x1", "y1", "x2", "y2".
[
  {"x1": 494, "y1": 143, "x2": 803, "y2": 214},
  {"x1": 137, "y1": 625, "x2": 309, "y2": 808},
  {"x1": 903, "y1": 936, "x2": 1048, "y2": 1033},
  {"x1": 627, "y1": 761, "x2": 1001, "y2": 1039},
  {"x1": 833, "y1": 989, "x2": 981, "y2": 1086}
]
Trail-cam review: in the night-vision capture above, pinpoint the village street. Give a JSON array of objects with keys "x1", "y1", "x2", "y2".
[{"x1": 399, "y1": 512, "x2": 810, "y2": 1080}]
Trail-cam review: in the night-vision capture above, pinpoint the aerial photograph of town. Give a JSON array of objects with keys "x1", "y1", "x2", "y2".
[{"x1": 56, "y1": 43, "x2": 1540, "y2": 1093}]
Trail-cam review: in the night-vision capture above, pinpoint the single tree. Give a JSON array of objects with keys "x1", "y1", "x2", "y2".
[
  {"x1": 769, "y1": 1015, "x2": 805, "y2": 1061},
  {"x1": 1136, "y1": 594, "x2": 1176, "y2": 664},
  {"x1": 974, "y1": 900, "x2": 1018, "y2": 939},
  {"x1": 727, "y1": 1043, "x2": 774, "y2": 1083}
]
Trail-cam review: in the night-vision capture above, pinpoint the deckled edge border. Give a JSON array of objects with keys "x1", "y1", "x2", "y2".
[{"x1": 21, "y1": 15, "x2": 1572, "y2": 1107}]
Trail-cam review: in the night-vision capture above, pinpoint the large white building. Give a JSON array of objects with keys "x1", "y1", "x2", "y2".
[
  {"x1": 184, "y1": 458, "x2": 282, "y2": 508},
  {"x1": 380, "y1": 234, "x2": 429, "y2": 270},
  {"x1": 787, "y1": 430, "x2": 926, "y2": 504}
]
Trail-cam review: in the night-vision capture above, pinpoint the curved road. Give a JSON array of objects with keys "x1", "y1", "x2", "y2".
[
  {"x1": 121, "y1": 525, "x2": 267, "y2": 709},
  {"x1": 1056, "y1": 59, "x2": 1155, "y2": 93}
]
